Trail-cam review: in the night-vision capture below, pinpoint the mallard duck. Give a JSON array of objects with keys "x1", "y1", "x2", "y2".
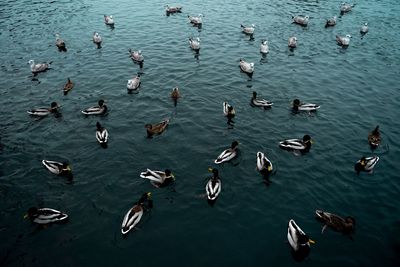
[
  {"x1": 287, "y1": 219, "x2": 314, "y2": 254},
  {"x1": 27, "y1": 102, "x2": 59, "y2": 117},
  {"x1": 63, "y1": 78, "x2": 73, "y2": 95},
  {"x1": 360, "y1": 22, "x2": 368, "y2": 34},
  {"x1": 260, "y1": 39, "x2": 269, "y2": 54},
  {"x1": 215, "y1": 141, "x2": 239, "y2": 164},
  {"x1": 288, "y1": 37, "x2": 297, "y2": 48},
  {"x1": 206, "y1": 168, "x2": 221, "y2": 201},
  {"x1": 279, "y1": 135, "x2": 312, "y2": 152},
  {"x1": 336, "y1": 34, "x2": 352, "y2": 46},
  {"x1": 315, "y1": 210, "x2": 355, "y2": 234},
  {"x1": 251, "y1": 91, "x2": 273, "y2": 109},
  {"x1": 340, "y1": 2, "x2": 355, "y2": 14},
  {"x1": 140, "y1": 169, "x2": 174, "y2": 187},
  {"x1": 121, "y1": 192, "x2": 152, "y2": 235},
  {"x1": 223, "y1": 102, "x2": 235, "y2": 125},
  {"x1": 145, "y1": 119, "x2": 169, "y2": 137},
  {"x1": 82, "y1": 100, "x2": 107, "y2": 115},
  {"x1": 239, "y1": 59, "x2": 254, "y2": 74},
  {"x1": 92, "y1": 32, "x2": 102, "y2": 48},
  {"x1": 28, "y1": 60, "x2": 52, "y2": 74},
  {"x1": 127, "y1": 75, "x2": 141, "y2": 91},
  {"x1": 42, "y1": 160, "x2": 72, "y2": 176},
  {"x1": 104, "y1": 15, "x2": 114, "y2": 25},
  {"x1": 171, "y1": 87, "x2": 181, "y2": 106},
  {"x1": 256, "y1": 152, "x2": 273, "y2": 175},
  {"x1": 325, "y1": 16, "x2": 337, "y2": 28},
  {"x1": 292, "y1": 99, "x2": 320, "y2": 112},
  {"x1": 96, "y1": 122, "x2": 108, "y2": 145},
  {"x1": 166, "y1": 5, "x2": 182, "y2": 14},
  {"x1": 189, "y1": 37, "x2": 200, "y2": 51},
  {"x1": 241, "y1": 24, "x2": 255, "y2": 35},
  {"x1": 354, "y1": 156, "x2": 379, "y2": 174},
  {"x1": 292, "y1": 15, "x2": 309, "y2": 26},
  {"x1": 24, "y1": 207, "x2": 68, "y2": 225},
  {"x1": 128, "y1": 49, "x2": 144, "y2": 64},
  {"x1": 368, "y1": 126, "x2": 381, "y2": 148},
  {"x1": 188, "y1": 14, "x2": 203, "y2": 25},
  {"x1": 55, "y1": 33, "x2": 66, "y2": 51}
]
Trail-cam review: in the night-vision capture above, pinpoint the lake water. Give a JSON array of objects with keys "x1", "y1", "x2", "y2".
[{"x1": 1, "y1": 0, "x2": 400, "y2": 266}]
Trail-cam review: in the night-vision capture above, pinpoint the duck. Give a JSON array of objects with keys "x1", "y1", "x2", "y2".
[
  {"x1": 354, "y1": 156, "x2": 379, "y2": 174},
  {"x1": 104, "y1": 15, "x2": 114, "y2": 25},
  {"x1": 256, "y1": 152, "x2": 273, "y2": 175},
  {"x1": 81, "y1": 99, "x2": 108, "y2": 115},
  {"x1": 287, "y1": 219, "x2": 314, "y2": 255},
  {"x1": 239, "y1": 59, "x2": 254, "y2": 74},
  {"x1": 42, "y1": 160, "x2": 72, "y2": 176},
  {"x1": 128, "y1": 49, "x2": 144, "y2": 64},
  {"x1": 63, "y1": 78, "x2": 73, "y2": 95},
  {"x1": 188, "y1": 14, "x2": 203, "y2": 25},
  {"x1": 24, "y1": 207, "x2": 68, "y2": 225},
  {"x1": 223, "y1": 101, "x2": 235, "y2": 125},
  {"x1": 96, "y1": 122, "x2": 109, "y2": 145},
  {"x1": 55, "y1": 33, "x2": 66, "y2": 51},
  {"x1": 260, "y1": 39, "x2": 269, "y2": 54},
  {"x1": 189, "y1": 37, "x2": 200, "y2": 51},
  {"x1": 325, "y1": 16, "x2": 337, "y2": 28},
  {"x1": 340, "y1": 2, "x2": 355, "y2": 14},
  {"x1": 28, "y1": 59, "x2": 52, "y2": 74},
  {"x1": 27, "y1": 102, "x2": 59, "y2": 117},
  {"x1": 241, "y1": 24, "x2": 255, "y2": 35},
  {"x1": 336, "y1": 34, "x2": 352, "y2": 46},
  {"x1": 368, "y1": 125, "x2": 381, "y2": 148},
  {"x1": 145, "y1": 119, "x2": 169, "y2": 137},
  {"x1": 288, "y1": 36, "x2": 297, "y2": 48},
  {"x1": 171, "y1": 87, "x2": 181, "y2": 106},
  {"x1": 205, "y1": 168, "x2": 221, "y2": 201},
  {"x1": 251, "y1": 91, "x2": 273, "y2": 109},
  {"x1": 315, "y1": 210, "x2": 355, "y2": 235},
  {"x1": 127, "y1": 75, "x2": 141, "y2": 91},
  {"x1": 166, "y1": 5, "x2": 182, "y2": 14},
  {"x1": 215, "y1": 141, "x2": 239, "y2": 164},
  {"x1": 140, "y1": 169, "x2": 175, "y2": 188},
  {"x1": 121, "y1": 192, "x2": 153, "y2": 235},
  {"x1": 292, "y1": 99, "x2": 320, "y2": 112},
  {"x1": 92, "y1": 32, "x2": 102, "y2": 48},
  {"x1": 292, "y1": 15, "x2": 309, "y2": 26},
  {"x1": 360, "y1": 22, "x2": 369, "y2": 34},
  {"x1": 279, "y1": 135, "x2": 312, "y2": 152}
]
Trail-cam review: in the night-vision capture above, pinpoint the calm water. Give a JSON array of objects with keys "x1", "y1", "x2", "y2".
[{"x1": 1, "y1": 0, "x2": 400, "y2": 266}]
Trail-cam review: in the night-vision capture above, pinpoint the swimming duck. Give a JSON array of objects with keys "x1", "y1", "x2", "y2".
[
  {"x1": 279, "y1": 135, "x2": 312, "y2": 152},
  {"x1": 121, "y1": 192, "x2": 153, "y2": 235},
  {"x1": 340, "y1": 2, "x2": 355, "y2": 14},
  {"x1": 368, "y1": 125, "x2": 381, "y2": 148},
  {"x1": 28, "y1": 60, "x2": 52, "y2": 74},
  {"x1": 260, "y1": 39, "x2": 269, "y2": 54},
  {"x1": 188, "y1": 14, "x2": 203, "y2": 25},
  {"x1": 104, "y1": 15, "x2": 114, "y2": 25},
  {"x1": 82, "y1": 99, "x2": 108, "y2": 115},
  {"x1": 336, "y1": 34, "x2": 352, "y2": 46},
  {"x1": 241, "y1": 24, "x2": 255, "y2": 35},
  {"x1": 292, "y1": 99, "x2": 320, "y2": 112},
  {"x1": 215, "y1": 141, "x2": 239, "y2": 164},
  {"x1": 92, "y1": 32, "x2": 102, "y2": 48},
  {"x1": 239, "y1": 59, "x2": 254, "y2": 74},
  {"x1": 27, "y1": 102, "x2": 59, "y2": 117},
  {"x1": 206, "y1": 168, "x2": 221, "y2": 201},
  {"x1": 256, "y1": 152, "x2": 273, "y2": 175},
  {"x1": 189, "y1": 37, "x2": 200, "y2": 51},
  {"x1": 223, "y1": 101, "x2": 235, "y2": 125},
  {"x1": 287, "y1": 219, "x2": 314, "y2": 254},
  {"x1": 166, "y1": 5, "x2": 182, "y2": 14},
  {"x1": 171, "y1": 87, "x2": 181, "y2": 106},
  {"x1": 325, "y1": 16, "x2": 337, "y2": 28},
  {"x1": 360, "y1": 22, "x2": 368, "y2": 34},
  {"x1": 145, "y1": 119, "x2": 169, "y2": 137},
  {"x1": 24, "y1": 207, "x2": 68, "y2": 225},
  {"x1": 96, "y1": 122, "x2": 109, "y2": 145},
  {"x1": 42, "y1": 160, "x2": 72, "y2": 176},
  {"x1": 140, "y1": 169, "x2": 174, "y2": 188},
  {"x1": 127, "y1": 75, "x2": 141, "y2": 91},
  {"x1": 251, "y1": 91, "x2": 273, "y2": 109},
  {"x1": 63, "y1": 78, "x2": 73, "y2": 95},
  {"x1": 128, "y1": 49, "x2": 144, "y2": 65},
  {"x1": 292, "y1": 15, "x2": 309, "y2": 26},
  {"x1": 315, "y1": 210, "x2": 355, "y2": 235},
  {"x1": 288, "y1": 36, "x2": 297, "y2": 48},
  {"x1": 354, "y1": 156, "x2": 379, "y2": 174},
  {"x1": 55, "y1": 33, "x2": 66, "y2": 51}
]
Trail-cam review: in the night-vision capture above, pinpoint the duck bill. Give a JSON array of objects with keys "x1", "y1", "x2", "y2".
[{"x1": 308, "y1": 239, "x2": 316, "y2": 244}]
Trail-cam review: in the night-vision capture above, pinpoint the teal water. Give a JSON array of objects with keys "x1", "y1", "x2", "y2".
[{"x1": 1, "y1": 0, "x2": 400, "y2": 266}]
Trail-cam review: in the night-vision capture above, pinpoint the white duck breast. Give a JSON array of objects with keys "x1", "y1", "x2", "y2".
[
  {"x1": 127, "y1": 76, "x2": 141, "y2": 90},
  {"x1": 279, "y1": 139, "x2": 306, "y2": 150},
  {"x1": 287, "y1": 219, "x2": 308, "y2": 251},
  {"x1": 215, "y1": 147, "x2": 237, "y2": 164},
  {"x1": 252, "y1": 98, "x2": 273, "y2": 107},
  {"x1": 239, "y1": 60, "x2": 254, "y2": 74},
  {"x1": 140, "y1": 169, "x2": 167, "y2": 183},
  {"x1": 358, "y1": 156, "x2": 379, "y2": 171},
  {"x1": 260, "y1": 40, "x2": 269, "y2": 54},
  {"x1": 223, "y1": 102, "x2": 234, "y2": 116},
  {"x1": 292, "y1": 15, "x2": 309, "y2": 26},
  {"x1": 288, "y1": 37, "x2": 297, "y2": 48},
  {"x1": 104, "y1": 15, "x2": 114, "y2": 25},
  {"x1": 96, "y1": 128, "x2": 108, "y2": 144},
  {"x1": 206, "y1": 179, "x2": 221, "y2": 200},
  {"x1": 82, "y1": 106, "x2": 106, "y2": 115},
  {"x1": 256, "y1": 152, "x2": 273, "y2": 172},
  {"x1": 42, "y1": 160, "x2": 64, "y2": 175},
  {"x1": 93, "y1": 33, "x2": 102, "y2": 44},
  {"x1": 121, "y1": 206, "x2": 143, "y2": 235},
  {"x1": 33, "y1": 208, "x2": 68, "y2": 224},
  {"x1": 29, "y1": 60, "x2": 50, "y2": 73},
  {"x1": 297, "y1": 103, "x2": 320, "y2": 111},
  {"x1": 27, "y1": 108, "x2": 51, "y2": 116},
  {"x1": 360, "y1": 23, "x2": 368, "y2": 34},
  {"x1": 130, "y1": 50, "x2": 144, "y2": 63},
  {"x1": 189, "y1": 38, "x2": 200, "y2": 50}
]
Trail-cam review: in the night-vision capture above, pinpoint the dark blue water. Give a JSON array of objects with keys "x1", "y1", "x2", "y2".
[{"x1": 1, "y1": 0, "x2": 400, "y2": 266}]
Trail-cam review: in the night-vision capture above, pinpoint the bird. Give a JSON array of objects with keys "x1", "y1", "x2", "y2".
[
  {"x1": 121, "y1": 192, "x2": 152, "y2": 235},
  {"x1": 92, "y1": 32, "x2": 102, "y2": 48},
  {"x1": 223, "y1": 102, "x2": 236, "y2": 126},
  {"x1": 127, "y1": 75, "x2": 141, "y2": 91},
  {"x1": 140, "y1": 169, "x2": 175, "y2": 188},
  {"x1": 96, "y1": 122, "x2": 109, "y2": 147},
  {"x1": 292, "y1": 15, "x2": 309, "y2": 26},
  {"x1": 256, "y1": 152, "x2": 273, "y2": 176},
  {"x1": 368, "y1": 126, "x2": 381, "y2": 149},
  {"x1": 315, "y1": 210, "x2": 355, "y2": 235},
  {"x1": 189, "y1": 37, "x2": 200, "y2": 51},
  {"x1": 63, "y1": 78, "x2": 73, "y2": 95},
  {"x1": 279, "y1": 135, "x2": 312, "y2": 152},
  {"x1": 104, "y1": 15, "x2": 114, "y2": 25},
  {"x1": 205, "y1": 168, "x2": 221, "y2": 201},
  {"x1": 81, "y1": 99, "x2": 108, "y2": 115},
  {"x1": 360, "y1": 22, "x2": 369, "y2": 34},
  {"x1": 215, "y1": 141, "x2": 239, "y2": 164},
  {"x1": 241, "y1": 24, "x2": 255, "y2": 35},
  {"x1": 239, "y1": 59, "x2": 254, "y2": 74},
  {"x1": 42, "y1": 160, "x2": 72, "y2": 176},
  {"x1": 28, "y1": 60, "x2": 52, "y2": 74},
  {"x1": 165, "y1": 5, "x2": 182, "y2": 14},
  {"x1": 145, "y1": 119, "x2": 169, "y2": 137},
  {"x1": 336, "y1": 34, "x2": 352, "y2": 46},
  {"x1": 170, "y1": 87, "x2": 181, "y2": 106},
  {"x1": 251, "y1": 91, "x2": 273, "y2": 109},
  {"x1": 287, "y1": 219, "x2": 314, "y2": 258},
  {"x1": 260, "y1": 39, "x2": 269, "y2": 54},
  {"x1": 292, "y1": 99, "x2": 320, "y2": 112},
  {"x1": 354, "y1": 156, "x2": 379, "y2": 174},
  {"x1": 325, "y1": 16, "x2": 337, "y2": 28},
  {"x1": 128, "y1": 49, "x2": 144, "y2": 63},
  {"x1": 24, "y1": 207, "x2": 68, "y2": 225},
  {"x1": 27, "y1": 102, "x2": 59, "y2": 117},
  {"x1": 55, "y1": 33, "x2": 66, "y2": 51},
  {"x1": 288, "y1": 37, "x2": 297, "y2": 48},
  {"x1": 340, "y1": 2, "x2": 355, "y2": 14},
  {"x1": 188, "y1": 14, "x2": 202, "y2": 25}
]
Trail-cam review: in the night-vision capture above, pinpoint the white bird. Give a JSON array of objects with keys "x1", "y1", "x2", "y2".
[
  {"x1": 292, "y1": 15, "x2": 309, "y2": 26},
  {"x1": 336, "y1": 34, "x2": 352, "y2": 46},
  {"x1": 287, "y1": 219, "x2": 315, "y2": 252},
  {"x1": 241, "y1": 24, "x2": 255, "y2": 34},
  {"x1": 360, "y1": 23, "x2": 368, "y2": 34},
  {"x1": 325, "y1": 16, "x2": 337, "y2": 28},
  {"x1": 188, "y1": 14, "x2": 202, "y2": 25},
  {"x1": 127, "y1": 75, "x2": 141, "y2": 91},
  {"x1": 95, "y1": 122, "x2": 109, "y2": 145},
  {"x1": 340, "y1": 2, "x2": 355, "y2": 13},
  {"x1": 104, "y1": 15, "x2": 114, "y2": 25},
  {"x1": 128, "y1": 49, "x2": 144, "y2": 63},
  {"x1": 166, "y1": 5, "x2": 182, "y2": 14},
  {"x1": 260, "y1": 39, "x2": 269, "y2": 54},
  {"x1": 239, "y1": 59, "x2": 254, "y2": 74},
  {"x1": 121, "y1": 193, "x2": 152, "y2": 235},
  {"x1": 214, "y1": 141, "x2": 239, "y2": 164},
  {"x1": 251, "y1": 92, "x2": 273, "y2": 108},
  {"x1": 189, "y1": 37, "x2": 200, "y2": 51},
  {"x1": 354, "y1": 156, "x2": 379, "y2": 174},
  {"x1": 93, "y1": 32, "x2": 102, "y2": 44},
  {"x1": 288, "y1": 36, "x2": 297, "y2": 48},
  {"x1": 256, "y1": 152, "x2": 273, "y2": 173},
  {"x1": 28, "y1": 60, "x2": 51, "y2": 73},
  {"x1": 24, "y1": 207, "x2": 68, "y2": 225}
]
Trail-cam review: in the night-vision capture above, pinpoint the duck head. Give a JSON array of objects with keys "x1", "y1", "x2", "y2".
[
  {"x1": 96, "y1": 121, "x2": 102, "y2": 130},
  {"x1": 231, "y1": 140, "x2": 239, "y2": 150},
  {"x1": 344, "y1": 216, "x2": 356, "y2": 233},
  {"x1": 302, "y1": 135, "x2": 312, "y2": 149},
  {"x1": 293, "y1": 99, "x2": 301, "y2": 110},
  {"x1": 24, "y1": 207, "x2": 38, "y2": 219},
  {"x1": 164, "y1": 169, "x2": 173, "y2": 178},
  {"x1": 252, "y1": 91, "x2": 257, "y2": 99},
  {"x1": 98, "y1": 99, "x2": 105, "y2": 107}
]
